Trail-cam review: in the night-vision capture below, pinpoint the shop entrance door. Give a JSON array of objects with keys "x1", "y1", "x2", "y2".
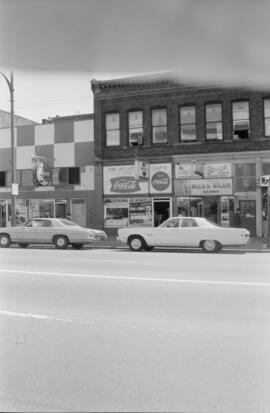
[
  {"x1": 239, "y1": 200, "x2": 256, "y2": 236},
  {"x1": 55, "y1": 200, "x2": 67, "y2": 219},
  {"x1": 203, "y1": 197, "x2": 219, "y2": 224},
  {"x1": 0, "y1": 201, "x2": 7, "y2": 227},
  {"x1": 153, "y1": 198, "x2": 171, "y2": 227}
]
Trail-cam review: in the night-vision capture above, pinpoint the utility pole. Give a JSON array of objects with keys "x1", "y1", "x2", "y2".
[{"x1": 0, "y1": 71, "x2": 16, "y2": 226}]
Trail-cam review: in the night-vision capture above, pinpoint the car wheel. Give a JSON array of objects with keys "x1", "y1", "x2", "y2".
[
  {"x1": 0, "y1": 234, "x2": 11, "y2": 248},
  {"x1": 128, "y1": 235, "x2": 145, "y2": 251},
  {"x1": 54, "y1": 235, "x2": 69, "y2": 249},
  {"x1": 201, "y1": 239, "x2": 221, "y2": 253},
  {"x1": 19, "y1": 243, "x2": 28, "y2": 248},
  {"x1": 71, "y1": 243, "x2": 84, "y2": 250}
]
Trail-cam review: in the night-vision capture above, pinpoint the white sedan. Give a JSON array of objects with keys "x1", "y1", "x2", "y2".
[{"x1": 117, "y1": 217, "x2": 250, "y2": 253}]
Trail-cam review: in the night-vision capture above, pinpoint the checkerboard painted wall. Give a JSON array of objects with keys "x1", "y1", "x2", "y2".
[{"x1": 0, "y1": 118, "x2": 94, "y2": 171}]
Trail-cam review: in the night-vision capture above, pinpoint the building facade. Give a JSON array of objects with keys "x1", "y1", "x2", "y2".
[
  {"x1": 0, "y1": 109, "x2": 38, "y2": 128},
  {"x1": 0, "y1": 114, "x2": 103, "y2": 229},
  {"x1": 91, "y1": 74, "x2": 270, "y2": 237}
]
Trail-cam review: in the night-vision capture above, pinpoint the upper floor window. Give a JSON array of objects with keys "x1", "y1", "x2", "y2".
[
  {"x1": 264, "y1": 99, "x2": 270, "y2": 136},
  {"x1": 180, "y1": 106, "x2": 196, "y2": 142},
  {"x1": 232, "y1": 101, "x2": 250, "y2": 139},
  {"x1": 105, "y1": 113, "x2": 120, "y2": 146},
  {"x1": 128, "y1": 110, "x2": 143, "y2": 146},
  {"x1": 52, "y1": 167, "x2": 80, "y2": 185},
  {"x1": 0, "y1": 171, "x2": 6, "y2": 187},
  {"x1": 152, "y1": 108, "x2": 167, "y2": 143},
  {"x1": 205, "y1": 103, "x2": 223, "y2": 140}
]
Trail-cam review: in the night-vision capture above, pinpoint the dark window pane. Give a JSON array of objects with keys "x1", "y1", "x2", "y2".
[{"x1": 68, "y1": 167, "x2": 80, "y2": 184}]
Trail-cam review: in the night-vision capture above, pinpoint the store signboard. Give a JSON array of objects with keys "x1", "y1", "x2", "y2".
[
  {"x1": 129, "y1": 198, "x2": 152, "y2": 226},
  {"x1": 204, "y1": 163, "x2": 232, "y2": 178},
  {"x1": 103, "y1": 165, "x2": 148, "y2": 195},
  {"x1": 190, "y1": 179, "x2": 233, "y2": 195},
  {"x1": 175, "y1": 162, "x2": 231, "y2": 179},
  {"x1": 175, "y1": 178, "x2": 233, "y2": 196},
  {"x1": 149, "y1": 163, "x2": 172, "y2": 194}
]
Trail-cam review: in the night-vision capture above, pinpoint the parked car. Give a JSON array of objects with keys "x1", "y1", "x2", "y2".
[
  {"x1": 0, "y1": 218, "x2": 107, "y2": 249},
  {"x1": 117, "y1": 217, "x2": 250, "y2": 253}
]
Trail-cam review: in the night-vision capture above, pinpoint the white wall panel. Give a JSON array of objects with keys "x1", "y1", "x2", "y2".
[{"x1": 54, "y1": 142, "x2": 74, "y2": 167}]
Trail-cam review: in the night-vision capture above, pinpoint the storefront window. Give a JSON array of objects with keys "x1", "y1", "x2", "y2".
[
  {"x1": 104, "y1": 199, "x2": 129, "y2": 227},
  {"x1": 129, "y1": 198, "x2": 152, "y2": 226},
  {"x1": 235, "y1": 163, "x2": 256, "y2": 191},
  {"x1": 176, "y1": 197, "x2": 203, "y2": 217},
  {"x1": 15, "y1": 199, "x2": 28, "y2": 224},
  {"x1": 29, "y1": 199, "x2": 54, "y2": 218}
]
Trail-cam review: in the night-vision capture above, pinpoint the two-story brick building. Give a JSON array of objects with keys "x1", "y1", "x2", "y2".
[
  {"x1": 91, "y1": 73, "x2": 270, "y2": 237},
  {"x1": 0, "y1": 114, "x2": 103, "y2": 229}
]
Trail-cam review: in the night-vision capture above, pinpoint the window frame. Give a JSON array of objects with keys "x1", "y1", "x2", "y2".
[
  {"x1": 179, "y1": 104, "x2": 197, "y2": 142},
  {"x1": 205, "y1": 102, "x2": 223, "y2": 141},
  {"x1": 263, "y1": 98, "x2": 270, "y2": 137},
  {"x1": 151, "y1": 107, "x2": 168, "y2": 144},
  {"x1": 232, "y1": 100, "x2": 250, "y2": 140},
  {"x1": 105, "y1": 111, "x2": 120, "y2": 147},
  {"x1": 128, "y1": 109, "x2": 143, "y2": 146}
]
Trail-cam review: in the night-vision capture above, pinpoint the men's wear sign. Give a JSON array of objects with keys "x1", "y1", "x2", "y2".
[
  {"x1": 149, "y1": 163, "x2": 172, "y2": 194},
  {"x1": 175, "y1": 178, "x2": 233, "y2": 196},
  {"x1": 103, "y1": 165, "x2": 148, "y2": 195}
]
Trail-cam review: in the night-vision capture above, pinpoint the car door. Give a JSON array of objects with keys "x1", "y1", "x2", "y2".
[
  {"x1": 178, "y1": 218, "x2": 201, "y2": 246},
  {"x1": 14, "y1": 219, "x2": 38, "y2": 243},
  {"x1": 35, "y1": 219, "x2": 54, "y2": 243},
  {"x1": 152, "y1": 218, "x2": 180, "y2": 246}
]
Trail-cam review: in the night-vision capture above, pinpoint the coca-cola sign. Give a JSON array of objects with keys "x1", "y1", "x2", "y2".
[
  {"x1": 151, "y1": 171, "x2": 170, "y2": 191},
  {"x1": 110, "y1": 176, "x2": 140, "y2": 193}
]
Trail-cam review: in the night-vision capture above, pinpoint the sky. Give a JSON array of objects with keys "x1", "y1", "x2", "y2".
[{"x1": 1, "y1": 0, "x2": 270, "y2": 123}]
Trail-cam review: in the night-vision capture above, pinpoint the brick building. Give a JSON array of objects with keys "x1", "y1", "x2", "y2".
[
  {"x1": 91, "y1": 73, "x2": 270, "y2": 237},
  {"x1": 0, "y1": 114, "x2": 103, "y2": 229}
]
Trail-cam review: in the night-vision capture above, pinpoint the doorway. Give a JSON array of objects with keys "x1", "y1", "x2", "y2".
[
  {"x1": 153, "y1": 198, "x2": 171, "y2": 227},
  {"x1": 203, "y1": 197, "x2": 218, "y2": 224},
  {"x1": 55, "y1": 199, "x2": 67, "y2": 219}
]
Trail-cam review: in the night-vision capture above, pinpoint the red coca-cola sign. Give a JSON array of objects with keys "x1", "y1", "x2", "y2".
[
  {"x1": 151, "y1": 171, "x2": 170, "y2": 191},
  {"x1": 110, "y1": 176, "x2": 140, "y2": 193}
]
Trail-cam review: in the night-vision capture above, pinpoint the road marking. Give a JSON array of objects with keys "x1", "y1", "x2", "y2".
[{"x1": 0, "y1": 268, "x2": 270, "y2": 287}]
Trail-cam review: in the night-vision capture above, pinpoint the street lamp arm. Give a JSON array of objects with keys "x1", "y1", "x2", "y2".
[{"x1": 0, "y1": 71, "x2": 13, "y2": 93}]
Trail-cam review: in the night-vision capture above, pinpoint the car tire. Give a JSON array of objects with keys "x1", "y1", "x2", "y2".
[
  {"x1": 201, "y1": 240, "x2": 221, "y2": 253},
  {"x1": 0, "y1": 234, "x2": 11, "y2": 248},
  {"x1": 19, "y1": 243, "x2": 28, "y2": 248},
  {"x1": 71, "y1": 243, "x2": 84, "y2": 250},
  {"x1": 128, "y1": 235, "x2": 145, "y2": 251},
  {"x1": 54, "y1": 235, "x2": 69, "y2": 249}
]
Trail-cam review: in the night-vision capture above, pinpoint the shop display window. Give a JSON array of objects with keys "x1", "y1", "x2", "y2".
[
  {"x1": 104, "y1": 199, "x2": 129, "y2": 227},
  {"x1": 29, "y1": 199, "x2": 54, "y2": 218}
]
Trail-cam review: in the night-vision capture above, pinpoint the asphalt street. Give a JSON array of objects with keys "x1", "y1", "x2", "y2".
[{"x1": 0, "y1": 247, "x2": 270, "y2": 412}]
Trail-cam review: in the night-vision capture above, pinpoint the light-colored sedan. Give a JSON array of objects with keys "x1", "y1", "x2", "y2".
[
  {"x1": 0, "y1": 218, "x2": 107, "y2": 249},
  {"x1": 117, "y1": 217, "x2": 250, "y2": 253}
]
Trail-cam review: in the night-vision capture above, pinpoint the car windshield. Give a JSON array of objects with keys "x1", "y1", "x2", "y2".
[{"x1": 58, "y1": 219, "x2": 81, "y2": 227}]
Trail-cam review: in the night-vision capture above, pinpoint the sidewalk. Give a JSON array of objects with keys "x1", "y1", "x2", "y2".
[{"x1": 94, "y1": 236, "x2": 270, "y2": 252}]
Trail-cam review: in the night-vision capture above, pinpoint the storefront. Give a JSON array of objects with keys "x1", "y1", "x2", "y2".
[
  {"x1": 103, "y1": 163, "x2": 173, "y2": 231},
  {"x1": 174, "y1": 161, "x2": 235, "y2": 226},
  {"x1": 0, "y1": 197, "x2": 87, "y2": 227}
]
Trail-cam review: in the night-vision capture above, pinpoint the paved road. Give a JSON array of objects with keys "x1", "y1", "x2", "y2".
[{"x1": 1, "y1": 247, "x2": 270, "y2": 412}]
